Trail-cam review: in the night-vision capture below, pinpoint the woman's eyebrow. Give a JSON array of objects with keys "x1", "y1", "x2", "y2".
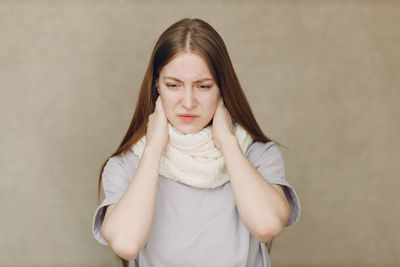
[{"x1": 164, "y1": 76, "x2": 214, "y2": 83}]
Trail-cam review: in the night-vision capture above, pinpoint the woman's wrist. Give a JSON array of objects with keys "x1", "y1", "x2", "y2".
[
  {"x1": 143, "y1": 144, "x2": 164, "y2": 159},
  {"x1": 220, "y1": 134, "x2": 238, "y2": 154}
]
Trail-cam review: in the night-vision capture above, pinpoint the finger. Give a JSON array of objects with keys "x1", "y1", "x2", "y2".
[
  {"x1": 157, "y1": 97, "x2": 165, "y2": 113},
  {"x1": 219, "y1": 97, "x2": 225, "y2": 107},
  {"x1": 155, "y1": 96, "x2": 162, "y2": 110}
]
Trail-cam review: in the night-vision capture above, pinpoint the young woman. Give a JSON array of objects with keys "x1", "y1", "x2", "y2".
[{"x1": 92, "y1": 18, "x2": 300, "y2": 267}]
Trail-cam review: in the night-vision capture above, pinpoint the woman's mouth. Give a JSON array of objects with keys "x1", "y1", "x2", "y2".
[{"x1": 178, "y1": 115, "x2": 198, "y2": 122}]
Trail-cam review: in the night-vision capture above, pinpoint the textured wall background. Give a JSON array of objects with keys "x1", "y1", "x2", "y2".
[{"x1": 1, "y1": 1, "x2": 399, "y2": 266}]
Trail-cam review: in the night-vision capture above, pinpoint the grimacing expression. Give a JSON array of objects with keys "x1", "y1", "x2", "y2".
[{"x1": 156, "y1": 52, "x2": 221, "y2": 134}]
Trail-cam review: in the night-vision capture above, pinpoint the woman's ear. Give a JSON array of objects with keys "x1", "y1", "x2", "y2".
[{"x1": 154, "y1": 82, "x2": 160, "y2": 95}]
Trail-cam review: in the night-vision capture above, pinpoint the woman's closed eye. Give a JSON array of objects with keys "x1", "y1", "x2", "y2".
[{"x1": 166, "y1": 83, "x2": 212, "y2": 89}]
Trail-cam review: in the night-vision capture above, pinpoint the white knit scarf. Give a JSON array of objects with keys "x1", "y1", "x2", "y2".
[{"x1": 131, "y1": 121, "x2": 253, "y2": 189}]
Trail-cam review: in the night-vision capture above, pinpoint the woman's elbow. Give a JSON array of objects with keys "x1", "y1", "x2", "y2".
[
  {"x1": 256, "y1": 216, "x2": 288, "y2": 243},
  {"x1": 109, "y1": 237, "x2": 140, "y2": 261},
  {"x1": 102, "y1": 227, "x2": 140, "y2": 261}
]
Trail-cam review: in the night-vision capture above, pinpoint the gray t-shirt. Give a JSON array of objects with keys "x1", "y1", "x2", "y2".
[{"x1": 92, "y1": 141, "x2": 301, "y2": 267}]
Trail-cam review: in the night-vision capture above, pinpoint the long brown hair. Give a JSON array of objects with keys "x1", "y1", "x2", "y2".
[{"x1": 97, "y1": 17, "x2": 285, "y2": 266}]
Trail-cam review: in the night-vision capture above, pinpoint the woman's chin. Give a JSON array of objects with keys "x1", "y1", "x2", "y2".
[
  {"x1": 169, "y1": 118, "x2": 212, "y2": 135},
  {"x1": 174, "y1": 124, "x2": 203, "y2": 135}
]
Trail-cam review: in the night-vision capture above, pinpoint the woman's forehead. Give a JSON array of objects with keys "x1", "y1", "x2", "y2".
[{"x1": 160, "y1": 52, "x2": 213, "y2": 81}]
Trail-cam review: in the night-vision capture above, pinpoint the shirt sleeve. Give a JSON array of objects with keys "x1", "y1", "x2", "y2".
[
  {"x1": 246, "y1": 141, "x2": 301, "y2": 229},
  {"x1": 92, "y1": 154, "x2": 131, "y2": 245}
]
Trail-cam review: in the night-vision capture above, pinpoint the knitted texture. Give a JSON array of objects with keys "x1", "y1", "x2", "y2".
[{"x1": 131, "y1": 122, "x2": 253, "y2": 188}]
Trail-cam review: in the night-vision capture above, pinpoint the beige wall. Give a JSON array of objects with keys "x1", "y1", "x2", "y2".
[{"x1": 1, "y1": 1, "x2": 399, "y2": 266}]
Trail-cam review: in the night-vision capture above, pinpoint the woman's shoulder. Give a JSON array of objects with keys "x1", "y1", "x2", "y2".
[
  {"x1": 246, "y1": 140, "x2": 284, "y2": 166},
  {"x1": 107, "y1": 148, "x2": 140, "y2": 165},
  {"x1": 104, "y1": 149, "x2": 141, "y2": 179},
  {"x1": 246, "y1": 140, "x2": 280, "y2": 157}
]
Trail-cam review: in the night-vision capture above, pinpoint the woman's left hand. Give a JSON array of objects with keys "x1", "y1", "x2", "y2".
[{"x1": 212, "y1": 98, "x2": 236, "y2": 152}]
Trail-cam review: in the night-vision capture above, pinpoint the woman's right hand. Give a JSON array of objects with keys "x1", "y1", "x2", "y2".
[{"x1": 145, "y1": 96, "x2": 169, "y2": 155}]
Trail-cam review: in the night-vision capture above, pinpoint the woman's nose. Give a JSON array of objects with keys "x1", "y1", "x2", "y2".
[{"x1": 181, "y1": 87, "x2": 197, "y2": 110}]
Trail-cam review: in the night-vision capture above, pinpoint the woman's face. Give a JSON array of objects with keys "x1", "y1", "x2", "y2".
[{"x1": 157, "y1": 52, "x2": 221, "y2": 134}]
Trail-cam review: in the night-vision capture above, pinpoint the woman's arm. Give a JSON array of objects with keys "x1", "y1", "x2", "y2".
[
  {"x1": 212, "y1": 99, "x2": 290, "y2": 242},
  {"x1": 101, "y1": 97, "x2": 168, "y2": 261},
  {"x1": 221, "y1": 136, "x2": 291, "y2": 243},
  {"x1": 101, "y1": 147, "x2": 162, "y2": 260}
]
